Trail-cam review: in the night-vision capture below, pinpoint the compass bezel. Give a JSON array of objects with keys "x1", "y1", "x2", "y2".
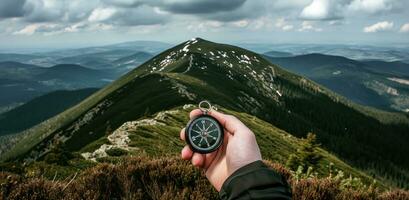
[{"x1": 185, "y1": 114, "x2": 224, "y2": 154}]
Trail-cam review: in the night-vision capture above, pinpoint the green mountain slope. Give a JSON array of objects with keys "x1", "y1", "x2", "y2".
[
  {"x1": 0, "y1": 88, "x2": 98, "y2": 136},
  {"x1": 2, "y1": 38, "x2": 409, "y2": 189}
]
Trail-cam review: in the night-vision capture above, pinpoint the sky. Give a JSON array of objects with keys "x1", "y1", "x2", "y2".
[{"x1": 0, "y1": 0, "x2": 409, "y2": 49}]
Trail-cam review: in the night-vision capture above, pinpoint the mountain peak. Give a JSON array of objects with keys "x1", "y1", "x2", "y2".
[{"x1": 135, "y1": 38, "x2": 272, "y2": 78}]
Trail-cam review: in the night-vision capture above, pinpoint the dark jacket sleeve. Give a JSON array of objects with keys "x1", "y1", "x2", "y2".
[{"x1": 219, "y1": 160, "x2": 292, "y2": 200}]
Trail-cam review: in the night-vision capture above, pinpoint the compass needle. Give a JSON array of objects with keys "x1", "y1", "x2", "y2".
[
  {"x1": 204, "y1": 137, "x2": 210, "y2": 147},
  {"x1": 195, "y1": 124, "x2": 203, "y2": 131},
  {"x1": 205, "y1": 123, "x2": 213, "y2": 131}
]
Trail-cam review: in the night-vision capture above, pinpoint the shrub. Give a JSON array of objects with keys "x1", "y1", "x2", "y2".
[
  {"x1": 0, "y1": 156, "x2": 408, "y2": 200},
  {"x1": 106, "y1": 148, "x2": 128, "y2": 157}
]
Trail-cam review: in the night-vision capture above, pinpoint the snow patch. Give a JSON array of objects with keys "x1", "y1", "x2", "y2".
[
  {"x1": 332, "y1": 70, "x2": 342, "y2": 75},
  {"x1": 388, "y1": 77, "x2": 409, "y2": 86}
]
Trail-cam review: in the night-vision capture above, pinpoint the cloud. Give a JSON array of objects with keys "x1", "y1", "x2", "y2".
[
  {"x1": 13, "y1": 23, "x2": 61, "y2": 35},
  {"x1": 160, "y1": 0, "x2": 246, "y2": 14},
  {"x1": 108, "y1": 6, "x2": 168, "y2": 26},
  {"x1": 299, "y1": 0, "x2": 343, "y2": 20},
  {"x1": 348, "y1": 0, "x2": 391, "y2": 14},
  {"x1": 22, "y1": 0, "x2": 99, "y2": 23},
  {"x1": 231, "y1": 20, "x2": 249, "y2": 28},
  {"x1": 102, "y1": 0, "x2": 145, "y2": 8},
  {"x1": 22, "y1": 0, "x2": 64, "y2": 22},
  {"x1": 0, "y1": 0, "x2": 26, "y2": 18},
  {"x1": 399, "y1": 23, "x2": 409, "y2": 33},
  {"x1": 275, "y1": 18, "x2": 294, "y2": 31},
  {"x1": 298, "y1": 21, "x2": 323, "y2": 32},
  {"x1": 88, "y1": 8, "x2": 117, "y2": 22},
  {"x1": 363, "y1": 21, "x2": 394, "y2": 33},
  {"x1": 187, "y1": 20, "x2": 223, "y2": 32}
]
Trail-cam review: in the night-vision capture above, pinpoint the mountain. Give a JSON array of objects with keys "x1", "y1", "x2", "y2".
[
  {"x1": 264, "y1": 53, "x2": 409, "y2": 112},
  {"x1": 264, "y1": 50, "x2": 293, "y2": 57},
  {"x1": 55, "y1": 50, "x2": 136, "y2": 69},
  {"x1": 113, "y1": 51, "x2": 153, "y2": 66},
  {"x1": 256, "y1": 44, "x2": 409, "y2": 64},
  {"x1": 0, "y1": 61, "x2": 45, "y2": 80},
  {"x1": 2, "y1": 38, "x2": 409, "y2": 189},
  {"x1": 361, "y1": 60, "x2": 409, "y2": 77},
  {"x1": 0, "y1": 88, "x2": 98, "y2": 136},
  {"x1": 0, "y1": 53, "x2": 44, "y2": 63},
  {"x1": 35, "y1": 64, "x2": 112, "y2": 86},
  {"x1": 0, "y1": 62, "x2": 113, "y2": 109}
]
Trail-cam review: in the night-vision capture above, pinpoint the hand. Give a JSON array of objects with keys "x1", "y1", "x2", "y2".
[{"x1": 180, "y1": 109, "x2": 262, "y2": 191}]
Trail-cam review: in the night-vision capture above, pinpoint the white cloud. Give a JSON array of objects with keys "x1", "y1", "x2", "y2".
[
  {"x1": 231, "y1": 20, "x2": 249, "y2": 28},
  {"x1": 187, "y1": 20, "x2": 223, "y2": 32},
  {"x1": 13, "y1": 23, "x2": 61, "y2": 35},
  {"x1": 275, "y1": 18, "x2": 294, "y2": 31},
  {"x1": 13, "y1": 24, "x2": 39, "y2": 35},
  {"x1": 299, "y1": 0, "x2": 343, "y2": 20},
  {"x1": 399, "y1": 23, "x2": 409, "y2": 33},
  {"x1": 88, "y1": 7, "x2": 117, "y2": 22},
  {"x1": 300, "y1": 0, "x2": 330, "y2": 20},
  {"x1": 363, "y1": 21, "x2": 394, "y2": 33},
  {"x1": 248, "y1": 16, "x2": 274, "y2": 30},
  {"x1": 282, "y1": 25, "x2": 294, "y2": 31},
  {"x1": 298, "y1": 21, "x2": 322, "y2": 32},
  {"x1": 348, "y1": 0, "x2": 391, "y2": 14}
]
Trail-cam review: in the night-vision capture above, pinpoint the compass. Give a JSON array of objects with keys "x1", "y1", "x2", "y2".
[{"x1": 185, "y1": 101, "x2": 224, "y2": 154}]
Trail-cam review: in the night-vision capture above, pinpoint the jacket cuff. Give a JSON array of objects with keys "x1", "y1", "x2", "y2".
[{"x1": 219, "y1": 160, "x2": 291, "y2": 200}]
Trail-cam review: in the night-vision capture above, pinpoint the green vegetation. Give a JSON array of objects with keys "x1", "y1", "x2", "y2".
[
  {"x1": 1, "y1": 156, "x2": 408, "y2": 200},
  {"x1": 286, "y1": 133, "x2": 323, "y2": 172},
  {"x1": 105, "y1": 148, "x2": 128, "y2": 157},
  {"x1": 0, "y1": 88, "x2": 98, "y2": 136}
]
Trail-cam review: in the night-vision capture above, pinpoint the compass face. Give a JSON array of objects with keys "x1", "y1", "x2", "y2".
[{"x1": 185, "y1": 115, "x2": 224, "y2": 153}]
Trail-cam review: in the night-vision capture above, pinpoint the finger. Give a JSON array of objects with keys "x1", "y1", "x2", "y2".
[
  {"x1": 181, "y1": 146, "x2": 193, "y2": 160},
  {"x1": 209, "y1": 110, "x2": 248, "y2": 134},
  {"x1": 191, "y1": 153, "x2": 205, "y2": 167},
  {"x1": 180, "y1": 128, "x2": 186, "y2": 141},
  {"x1": 189, "y1": 109, "x2": 202, "y2": 119}
]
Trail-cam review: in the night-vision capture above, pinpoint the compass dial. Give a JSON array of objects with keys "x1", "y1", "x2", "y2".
[{"x1": 185, "y1": 115, "x2": 224, "y2": 153}]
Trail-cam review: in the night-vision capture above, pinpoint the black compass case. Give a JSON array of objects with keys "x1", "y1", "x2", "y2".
[{"x1": 185, "y1": 115, "x2": 224, "y2": 154}]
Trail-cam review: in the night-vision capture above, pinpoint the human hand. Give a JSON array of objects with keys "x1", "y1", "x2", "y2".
[{"x1": 180, "y1": 109, "x2": 262, "y2": 191}]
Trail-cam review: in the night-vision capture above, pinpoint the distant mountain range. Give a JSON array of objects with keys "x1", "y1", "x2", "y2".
[
  {"x1": 0, "y1": 61, "x2": 113, "y2": 108},
  {"x1": 2, "y1": 38, "x2": 408, "y2": 189},
  {"x1": 264, "y1": 53, "x2": 409, "y2": 112},
  {"x1": 0, "y1": 41, "x2": 169, "y2": 67},
  {"x1": 246, "y1": 44, "x2": 409, "y2": 63},
  {"x1": 0, "y1": 43, "x2": 158, "y2": 110}
]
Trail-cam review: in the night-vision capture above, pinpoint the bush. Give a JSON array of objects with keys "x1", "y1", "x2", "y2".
[
  {"x1": 105, "y1": 148, "x2": 128, "y2": 157},
  {"x1": 0, "y1": 156, "x2": 408, "y2": 200}
]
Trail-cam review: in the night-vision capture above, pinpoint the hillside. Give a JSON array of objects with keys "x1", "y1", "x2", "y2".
[
  {"x1": 2, "y1": 38, "x2": 409, "y2": 189},
  {"x1": 264, "y1": 54, "x2": 409, "y2": 112},
  {"x1": 0, "y1": 88, "x2": 98, "y2": 136}
]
